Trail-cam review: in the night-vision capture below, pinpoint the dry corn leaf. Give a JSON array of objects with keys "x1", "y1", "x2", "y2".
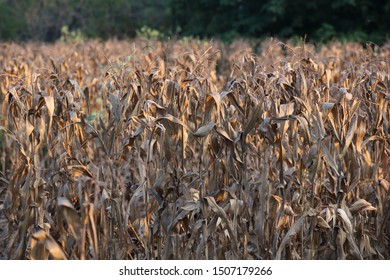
[
  {"x1": 284, "y1": 203, "x2": 295, "y2": 216},
  {"x1": 193, "y1": 122, "x2": 216, "y2": 137},
  {"x1": 316, "y1": 216, "x2": 331, "y2": 230},
  {"x1": 243, "y1": 103, "x2": 262, "y2": 137},
  {"x1": 275, "y1": 212, "x2": 308, "y2": 259},
  {"x1": 205, "y1": 196, "x2": 237, "y2": 248},
  {"x1": 321, "y1": 141, "x2": 339, "y2": 175},
  {"x1": 57, "y1": 197, "x2": 82, "y2": 241},
  {"x1": 336, "y1": 227, "x2": 347, "y2": 260},
  {"x1": 337, "y1": 208, "x2": 353, "y2": 234},
  {"x1": 349, "y1": 199, "x2": 376, "y2": 214},
  {"x1": 340, "y1": 114, "x2": 357, "y2": 158},
  {"x1": 31, "y1": 230, "x2": 67, "y2": 260},
  {"x1": 379, "y1": 179, "x2": 389, "y2": 192},
  {"x1": 66, "y1": 165, "x2": 93, "y2": 178}
]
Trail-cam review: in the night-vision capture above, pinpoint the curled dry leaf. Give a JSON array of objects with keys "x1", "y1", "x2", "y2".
[
  {"x1": 322, "y1": 102, "x2": 335, "y2": 115},
  {"x1": 340, "y1": 113, "x2": 358, "y2": 158},
  {"x1": 275, "y1": 212, "x2": 308, "y2": 259},
  {"x1": 316, "y1": 216, "x2": 331, "y2": 230},
  {"x1": 193, "y1": 122, "x2": 216, "y2": 137},
  {"x1": 379, "y1": 179, "x2": 389, "y2": 192},
  {"x1": 271, "y1": 194, "x2": 283, "y2": 204},
  {"x1": 349, "y1": 199, "x2": 376, "y2": 214},
  {"x1": 337, "y1": 208, "x2": 353, "y2": 234},
  {"x1": 31, "y1": 230, "x2": 67, "y2": 260},
  {"x1": 57, "y1": 197, "x2": 82, "y2": 241},
  {"x1": 320, "y1": 207, "x2": 333, "y2": 223},
  {"x1": 66, "y1": 165, "x2": 93, "y2": 178},
  {"x1": 284, "y1": 203, "x2": 295, "y2": 216}
]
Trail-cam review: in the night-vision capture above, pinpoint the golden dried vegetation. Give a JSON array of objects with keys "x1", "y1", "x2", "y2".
[{"x1": 0, "y1": 39, "x2": 389, "y2": 260}]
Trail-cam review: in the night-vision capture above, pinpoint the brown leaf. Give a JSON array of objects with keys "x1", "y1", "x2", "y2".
[
  {"x1": 275, "y1": 212, "x2": 308, "y2": 259},
  {"x1": 316, "y1": 216, "x2": 331, "y2": 230},
  {"x1": 337, "y1": 208, "x2": 353, "y2": 234},
  {"x1": 193, "y1": 122, "x2": 216, "y2": 137},
  {"x1": 349, "y1": 199, "x2": 376, "y2": 214},
  {"x1": 340, "y1": 114, "x2": 358, "y2": 158}
]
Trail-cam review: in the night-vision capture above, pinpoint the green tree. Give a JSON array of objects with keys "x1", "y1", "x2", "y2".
[{"x1": 0, "y1": 0, "x2": 388, "y2": 42}]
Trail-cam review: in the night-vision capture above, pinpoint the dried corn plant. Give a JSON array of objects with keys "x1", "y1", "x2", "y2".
[{"x1": 0, "y1": 39, "x2": 389, "y2": 260}]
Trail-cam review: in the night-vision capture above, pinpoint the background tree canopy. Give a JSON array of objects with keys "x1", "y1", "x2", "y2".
[{"x1": 0, "y1": 0, "x2": 389, "y2": 43}]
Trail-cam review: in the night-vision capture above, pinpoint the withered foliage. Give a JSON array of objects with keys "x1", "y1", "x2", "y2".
[{"x1": 0, "y1": 39, "x2": 389, "y2": 260}]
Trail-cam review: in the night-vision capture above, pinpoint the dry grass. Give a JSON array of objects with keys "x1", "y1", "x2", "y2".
[{"x1": 0, "y1": 39, "x2": 389, "y2": 260}]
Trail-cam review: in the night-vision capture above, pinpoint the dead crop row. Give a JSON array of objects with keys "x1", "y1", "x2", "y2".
[{"x1": 0, "y1": 39, "x2": 389, "y2": 259}]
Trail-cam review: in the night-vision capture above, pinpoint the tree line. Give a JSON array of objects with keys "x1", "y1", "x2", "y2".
[{"x1": 0, "y1": 0, "x2": 389, "y2": 43}]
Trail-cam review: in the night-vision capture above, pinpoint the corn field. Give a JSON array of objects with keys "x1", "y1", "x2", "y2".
[{"x1": 0, "y1": 39, "x2": 389, "y2": 260}]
